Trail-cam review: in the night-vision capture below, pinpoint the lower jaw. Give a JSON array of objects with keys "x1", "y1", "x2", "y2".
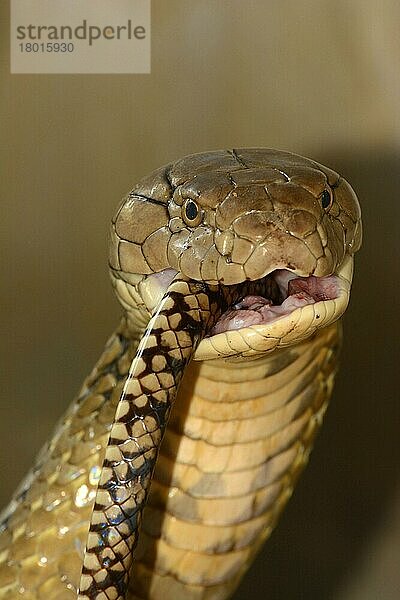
[
  {"x1": 210, "y1": 269, "x2": 340, "y2": 335},
  {"x1": 194, "y1": 255, "x2": 353, "y2": 361}
]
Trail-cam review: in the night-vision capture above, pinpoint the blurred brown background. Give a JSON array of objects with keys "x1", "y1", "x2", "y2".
[{"x1": 0, "y1": 1, "x2": 399, "y2": 598}]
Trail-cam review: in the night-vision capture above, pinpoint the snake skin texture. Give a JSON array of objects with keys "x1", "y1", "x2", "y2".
[
  {"x1": 79, "y1": 278, "x2": 241, "y2": 599},
  {"x1": 0, "y1": 149, "x2": 361, "y2": 600}
]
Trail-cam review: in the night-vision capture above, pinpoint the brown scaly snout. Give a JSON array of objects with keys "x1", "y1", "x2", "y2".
[{"x1": 109, "y1": 150, "x2": 361, "y2": 287}]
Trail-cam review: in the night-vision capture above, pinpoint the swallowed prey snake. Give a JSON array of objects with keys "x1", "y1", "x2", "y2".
[{"x1": 0, "y1": 149, "x2": 362, "y2": 600}]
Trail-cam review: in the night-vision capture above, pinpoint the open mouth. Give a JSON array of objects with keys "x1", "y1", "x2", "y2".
[
  {"x1": 119, "y1": 265, "x2": 344, "y2": 335},
  {"x1": 210, "y1": 270, "x2": 340, "y2": 335},
  {"x1": 110, "y1": 254, "x2": 352, "y2": 361}
]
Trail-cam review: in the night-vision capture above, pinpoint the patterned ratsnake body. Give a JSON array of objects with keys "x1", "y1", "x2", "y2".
[{"x1": 0, "y1": 149, "x2": 362, "y2": 599}]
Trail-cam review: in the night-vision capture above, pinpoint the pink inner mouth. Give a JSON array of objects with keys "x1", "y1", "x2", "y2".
[{"x1": 211, "y1": 270, "x2": 339, "y2": 334}]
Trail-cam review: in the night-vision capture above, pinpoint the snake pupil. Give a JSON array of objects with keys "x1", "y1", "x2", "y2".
[
  {"x1": 320, "y1": 190, "x2": 331, "y2": 209},
  {"x1": 185, "y1": 200, "x2": 199, "y2": 221}
]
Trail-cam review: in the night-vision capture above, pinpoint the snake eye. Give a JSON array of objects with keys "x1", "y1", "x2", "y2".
[
  {"x1": 320, "y1": 189, "x2": 333, "y2": 210},
  {"x1": 183, "y1": 199, "x2": 202, "y2": 226}
]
